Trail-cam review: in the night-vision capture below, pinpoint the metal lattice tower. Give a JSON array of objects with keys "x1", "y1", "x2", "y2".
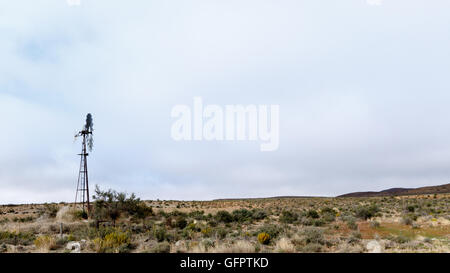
[{"x1": 74, "y1": 114, "x2": 93, "y2": 215}]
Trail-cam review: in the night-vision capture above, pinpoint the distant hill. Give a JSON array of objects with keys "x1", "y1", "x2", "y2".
[
  {"x1": 213, "y1": 196, "x2": 324, "y2": 201},
  {"x1": 338, "y1": 183, "x2": 450, "y2": 197}
]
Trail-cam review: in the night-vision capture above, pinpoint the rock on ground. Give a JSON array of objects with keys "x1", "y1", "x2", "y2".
[
  {"x1": 366, "y1": 240, "x2": 383, "y2": 253},
  {"x1": 66, "y1": 242, "x2": 81, "y2": 253}
]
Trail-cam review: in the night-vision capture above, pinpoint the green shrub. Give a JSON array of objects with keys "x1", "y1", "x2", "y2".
[
  {"x1": 322, "y1": 213, "x2": 335, "y2": 223},
  {"x1": 176, "y1": 217, "x2": 188, "y2": 229},
  {"x1": 321, "y1": 207, "x2": 335, "y2": 214},
  {"x1": 185, "y1": 222, "x2": 201, "y2": 232},
  {"x1": 91, "y1": 185, "x2": 143, "y2": 226},
  {"x1": 355, "y1": 205, "x2": 379, "y2": 220},
  {"x1": 232, "y1": 209, "x2": 253, "y2": 222},
  {"x1": 347, "y1": 231, "x2": 361, "y2": 244},
  {"x1": 280, "y1": 211, "x2": 297, "y2": 224},
  {"x1": 215, "y1": 227, "x2": 228, "y2": 239},
  {"x1": 188, "y1": 210, "x2": 205, "y2": 220},
  {"x1": 73, "y1": 210, "x2": 88, "y2": 220},
  {"x1": 215, "y1": 211, "x2": 233, "y2": 223},
  {"x1": 257, "y1": 224, "x2": 283, "y2": 239},
  {"x1": 251, "y1": 209, "x2": 267, "y2": 220},
  {"x1": 207, "y1": 220, "x2": 218, "y2": 227},
  {"x1": 154, "y1": 227, "x2": 167, "y2": 242},
  {"x1": 312, "y1": 219, "x2": 325, "y2": 226},
  {"x1": 0, "y1": 231, "x2": 35, "y2": 246},
  {"x1": 306, "y1": 210, "x2": 319, "y2": 219}
]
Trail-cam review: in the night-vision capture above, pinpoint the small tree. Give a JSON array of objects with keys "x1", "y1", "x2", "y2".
[
  {"x1": 92, "y1": 185, "x2": 144, "y2": 227},
  {"x1": 134, "y1": 203, "x2": 153, "y2": 226}
]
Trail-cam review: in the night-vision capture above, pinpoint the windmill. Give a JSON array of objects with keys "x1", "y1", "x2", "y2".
[{"x1": 74, "y1": 113, "x2": 94, "y2": 215}]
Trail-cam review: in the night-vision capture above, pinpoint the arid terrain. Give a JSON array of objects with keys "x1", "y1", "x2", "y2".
[{"x1": 0, "y1": 190, "x2": 449, "y2": 253}]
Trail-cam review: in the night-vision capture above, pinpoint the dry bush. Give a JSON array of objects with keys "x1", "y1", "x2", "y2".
[
  {"x1": 34, "y1": 235, "x2": 57, "y2": 252},
  {"x1": 275, "y1": 237, "x2": 295, "y2": 253},
  {"x1": 211, "y1": 240, "x2": 255, "y2": 253}
]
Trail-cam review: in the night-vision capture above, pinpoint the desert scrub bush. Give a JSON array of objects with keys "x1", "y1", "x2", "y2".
[
  {"x1": 0, "y1": 231, "x2": 35, "y2": 245},
  {"x1": 346, "y1": 231, "x2": 362, "y2": 244},
  {"x1": 212, "y1": 240, "x2": 256, "y2": 253},
  {"x1": 257, "y1": 224, "x2": 283, "y2": 239},
  {"x1": 251, "y1": 209, "x2": 267, "y2": 220},
  {"x1": 257, "y1": 232, "x2": 271, "y2": 245},
  {"x1": 312, "y1": 219, "x2": 325, "y2": 227},
  {"x1": 401, "y1": 215, "x2": 414, "y2": 226},
  {"x1": 344, "y1": 217, "x2": 358, "y2": 230},
  {"x1": 232, "y1": 209, "x2": 254, "y2": 222},
  {"x1": 91, "y1": 230, "x2": 131, "y2": 253},
  {"x1": 322, "y1": 213, "x2": 335, "y2": 223},
  {"x1": 91, "y1": 185, "x2": 143, "y2": 226},
  {"x1": 201, "y1": 239, "x2": 215, "y2": 251},
  {"x1": 301, "y1": 243, "x2": 322, "y2": 253},
  {"x1": 298, "y1": 216, "x2": 313, "y2": 226},
  {"x1": 201, "y1": 226, "x2": 213, "y2": 237},
  {"x1": 188, "y1": 210, "x2": 205, "y2": 220},
  {"x1": 370, "y1": 221, "x2": 380, "y2": 228},
  {"x1": 55, "y1": 237, "x2": 69, "y2": 248},
  {"x1": 175, "y1": 217, "x2": 188, "y2": 229},
  {"x1": 301, "y1": 227, "x2": 325, "y2": 245},
  {"x1": 133, "y1": 203, "x2": 153, "y2": 224},
  {"x1": 185, "y1": 222, "x2": 201, "y2": 232},
  {"x1": 154, "y1": 226, "x2": 168, "y2": 242},
  {"x1": 72, "y1": 210, "x2": 88, "y2": 220},
  {"x1": 12, "y1": 216, "x2": 35, "y2": 223},
  {"x1": 279, "y1": 210, "x2": 297, "y2": 224},
  {"x1": 215, "y1": 211, "x2": 233, "y2": 223},
  {"x1": 165, "y1": 216, "x2": 188, "y2": 229},
  {"x1": 34, "y1": 235, "x2": 57, "y2": 252},
  {"x1": 168, "y1": 210, "x2": 188, "y2": 217},
  {"x1": 38, "y1": 204, "x2": 59, "y2": 218},
  {"x1": 214, "y1": 227, "x2": 229, "y2": 239},
  {"x1": 83, "y1": 226, "x2": 116, "y2": 240},
  {"x1": 152, "y1": 241, "x2": 171, "y2": 253},
  {"x1": 355, "y1": 205, "x2": 379, "y2": 220},
  {"x1": 306, "y1": 210, "x2": 319, "y2": 219},
  {"x1": 179, "y1": 228, "x2": 192, "y2": 240},
  {"x1": 406, "y1": 205, "x2": 417, "y2": 213},
  {"x1": 393, "y1": 235, "x2": 411, "y2": 244},
  {"x1": 320, "y1": 207, "x2": 335, "y2": 214}
]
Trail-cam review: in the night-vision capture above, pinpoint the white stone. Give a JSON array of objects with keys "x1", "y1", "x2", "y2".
[
  {"x1": 66, "y1": 241, "x2": 81, "y2": 253},
  {"x1": 366, "y1": 240, "x2": 383, "y2": 253}
]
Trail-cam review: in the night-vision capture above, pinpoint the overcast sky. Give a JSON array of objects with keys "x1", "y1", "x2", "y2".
[{"x1": 1, "y1": 0, "x2": 450, "y2": 204}]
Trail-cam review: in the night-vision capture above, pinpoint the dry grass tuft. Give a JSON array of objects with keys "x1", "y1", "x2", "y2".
[
  {"x1": 275, "y1": 237, "x2": 295, "y2": 253},
  {"x1": 34, "y1": 235, "x2": 57, "y2": 252}
]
